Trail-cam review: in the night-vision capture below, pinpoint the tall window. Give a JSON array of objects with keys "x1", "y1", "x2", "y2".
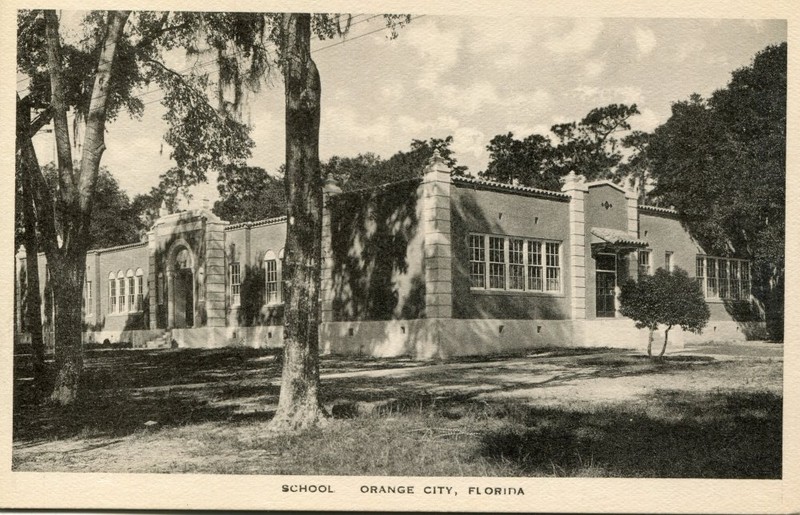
[
  {"x1": 136, "y1": 269, "x2": 144, "y2": 311},
  {"x1": 469, "y1": 235, "x2": 486, "y2": 288},
  {"x1": 470, "y1": 233, "x2": 561, "y2": 293},
  {"x1": 157, "y1": 273, "x2": 165, "y2": 306},
  {"x1": 545, "y1": 242, "x2": 561, "y2": 291},
  {"x1": 127, "y1": 269, "x2": 135, "y2": 312},
  {"x1": 488, "y1": 236, "x2": 505, "y2": 289},
  {"x1": 696, "y1": 256, "x2": 750, "y2": 300},
  {"x1": 117, "y1": 271, "x2": 126, "y2": 312},
  {"x1": 85, "y1": 279, "x2": 93, "y2": 315},
  {"x1": 230, "y1": 262, "x2": 241, "y2": 306},
  {"x1": 638, "y1": 250, "x2": 651, "y2": 276},
  {"x1": 265, "y1": 259, "x2": 278, "y2": 303},
  {"x1": 706, "y1": 258, "x2": 718, "y2": 297},
  {"x1": 109, "y1": 272, "x2": 116, "y2": 313},
  {"x1": 508, "y1": 239, "x2": 525, "y2": 290},
  {"x1": 665, "y1": 251, "x2": 673, "y2": 272},
  {"x1": 527, "y1": 240, "x2": 543, "y2": 291}
]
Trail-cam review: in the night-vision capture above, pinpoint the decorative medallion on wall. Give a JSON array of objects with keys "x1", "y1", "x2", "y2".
[{"x1": 601, "y1": 201, "x2": 613, "y2": 210}]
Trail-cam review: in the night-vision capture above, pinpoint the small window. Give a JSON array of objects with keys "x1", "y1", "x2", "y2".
[
  {"x1": 665, "y1": 251, "x2": 673, "y2": 272},
  {"x1": 230, "y1": 262, "x2": 241, "y2": 306},
  {"x1": 638, "y1": 250, "x2": 651, "y2": 277}
]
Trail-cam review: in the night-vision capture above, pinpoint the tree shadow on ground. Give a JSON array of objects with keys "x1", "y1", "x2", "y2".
[
  {"x1": 13, "y1": 347, "x2": 282, "y2": 443},
  {"x1": 477, "y1": 389, "x2": 781, "y2": 479}
]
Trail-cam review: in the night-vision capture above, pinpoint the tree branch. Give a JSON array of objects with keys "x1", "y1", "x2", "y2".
[{"x1": 44, "y1": 10, "x2": 76, "y2": 205}]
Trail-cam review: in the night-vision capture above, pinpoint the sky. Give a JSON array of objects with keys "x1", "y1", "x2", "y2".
[{"x1": 26, "y1": 14, "x2": 787, "y2": 204}]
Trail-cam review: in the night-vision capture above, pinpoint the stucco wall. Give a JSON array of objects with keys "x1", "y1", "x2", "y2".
[
  {"x1": 450, "y1": 185, "x2": 571, "y2": 320},
  {"x1": 329, "y1": 180, "x2": 426, "y2": 322},
  {"x1": 225, "y1": 219, "x2": 288, "y2": 327},
  {"x1": 96, "y1": 244, "x2": 149, "y2": 332}
]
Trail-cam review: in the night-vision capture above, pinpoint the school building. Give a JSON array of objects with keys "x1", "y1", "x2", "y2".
[{"x1": 14, "y1": 153, "x2": 765, "y2": 358}]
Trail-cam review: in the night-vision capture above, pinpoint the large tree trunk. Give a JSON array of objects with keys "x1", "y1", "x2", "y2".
[
  {"x1": 269, "y1": 13, "x2": 327, "y2": 431},
  {"x1": 646, "y1": 327, "x2": 654, "y2": 358},
  {"x1": 16, "y1": 96, "x2": 47, "y2": 390},
  {"x1": 48, "y1": 253, "x2": 87, "y2": 405},
  {"x1": 42, "y1": 10, "x2": 129, "y2": 405}
]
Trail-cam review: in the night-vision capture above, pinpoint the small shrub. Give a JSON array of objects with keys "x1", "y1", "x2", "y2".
[{"x1": 619, "y1": 267, "x2": 710, "y2": 358}]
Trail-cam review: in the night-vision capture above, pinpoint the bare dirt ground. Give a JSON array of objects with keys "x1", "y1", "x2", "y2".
[{"x1": 12, "y1": 342, "x2": 783, "y2": 477}]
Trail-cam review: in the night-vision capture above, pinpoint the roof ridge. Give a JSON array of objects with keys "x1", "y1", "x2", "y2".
[
  {"x1": 225, "y1": 215, "x2": 288, "y2": 231},
  {"x1": 452, "y1": 176, "x2": 570, "y2": 199}
]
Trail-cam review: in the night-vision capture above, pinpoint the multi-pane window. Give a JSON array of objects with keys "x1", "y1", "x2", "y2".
[
  {"x1": 527, "y1": 241, "x2": 543, "y2": 291},
  {"x1": 508, "y1": 239, "x2": 525, "y2": 290},
  {"x1": 117, "y1": 271, "x2": 125, "y2": 313},
  {"x1": 638, "y1": 250, "x2": 651, "y2": 276},
  {"x1": 488, "y1": 236, "x2": 505, "y2": 289},
  {"x1": 230, "y1": 262, "x2": 241, "y2": 306},
  {"x1": 109, "y1": 273, "x2": 116, "y2": 313},
  {"x1": 696, "y1": 256, "x2": 750, "y2": 300},
  {"x1": 706, "y1": 258, "x2": 718, "y2": 297},
  {"x1": 265, "y1": 259, "x2": 279, "y2": 304},
  {"x1": 136, "y1": 269, "x2": 144, "y2": 311},
  {"x1": 85, "y1": 280, "x2": 93, "y2": 315},
  {"x1": 545, "y1": 242, "x2": 561, "y2": 291},
  {"x1": 470, "y1": 233, "x2": 561, "y2": 293},
  {"x1": 665, "y1": 251, "x2": 673, "y2": 272},
  {"x1": 127, "y1": 270, "x2": 135, "y2": 312},
  {"x1": 469, "y1": 235, "x2": 485, "y2": 288}
]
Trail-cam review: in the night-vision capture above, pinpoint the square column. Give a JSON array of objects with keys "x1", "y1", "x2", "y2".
[
  {"x1": 204, "y1": 221, "x2": 228, "y2": 327},
  {"x1": 421, "y1": 151, "x2": 453, "y2": 319},
  {"x1": 320, "y1": 176, "x2": 342, "y2": 324},
  {"x1": 561, "y1": 171, "x2": 589, "y2": 321}
]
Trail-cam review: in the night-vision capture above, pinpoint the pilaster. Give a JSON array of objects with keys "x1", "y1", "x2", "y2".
[
  {"x1": 421, "y1": 150, "x2": 453, "y2": 320},
  {"x1": 147, "y1": 230, "x2": 158, "y2": 329},
  {"x1": 561, "y1": 171, "x2": 588, "y2": 321},
  {"x1": 204, "y1": 220, "x2": 228, "y2": 328},
  {"x1": 320, "y1": 175, "x2": 342, "y2": 324}
]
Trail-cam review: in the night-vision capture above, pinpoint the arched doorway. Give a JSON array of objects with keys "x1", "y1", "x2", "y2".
[{"x1": 171, "y1": 247, "x2": 194, "y2": 328}]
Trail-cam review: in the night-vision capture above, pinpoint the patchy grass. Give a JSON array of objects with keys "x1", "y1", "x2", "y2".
[{"x1": 13, "y1": 345, "x2": 782, "y2": 478}]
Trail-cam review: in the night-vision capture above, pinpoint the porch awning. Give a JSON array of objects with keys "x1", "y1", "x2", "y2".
[{"x1": 590, "y1": 227, "x2": 649, "y2": 253}]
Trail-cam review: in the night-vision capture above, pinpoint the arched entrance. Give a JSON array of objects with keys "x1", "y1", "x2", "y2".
[{"x1": 169, "y1": 246, "x2": 195, "y2": 328}]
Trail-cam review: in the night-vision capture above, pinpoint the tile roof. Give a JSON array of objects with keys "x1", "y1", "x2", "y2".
[
  {"x1": 639, "y1": 205, "x2": 679, "y2": 215},
  {"x1": 452, "y1": 176, "x2": 570, "y2": 200},
  {"x1": 590, "y1": 227, "x2": 649, "y2": 247},
  {"x1": 225, "y1": 216, "x2": 288, "y2": 231}
]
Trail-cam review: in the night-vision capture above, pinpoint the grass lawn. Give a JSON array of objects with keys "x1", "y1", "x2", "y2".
[{"x1": 12, "y1": 344, "x2": 782, "y2": 478}]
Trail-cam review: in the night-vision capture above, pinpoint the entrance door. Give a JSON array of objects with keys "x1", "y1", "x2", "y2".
[
  {"x1": 175, "y1": 268, "x2": 194, "y2": 328},
  {"x1": 596, "y1": 253, "x2": 616, "y2": 318}
]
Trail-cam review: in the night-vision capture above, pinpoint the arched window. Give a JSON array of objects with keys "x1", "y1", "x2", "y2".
[
  {"x1": 117, "y1": 271, "x2": 125, "y2": 313},
  {"x1": 127, "y1": 269, "x2": 135, "y2": 312},
  {"x1": 108, "y1": 272, "x2": 116, "y2": 313},
  {"x1": 264, "y1": 250, "x2": 278, "y2": 304},
  {"x1": 176, "y1": 248, "x2": 191, "y2": 270},
  {"x1": 135, "y1": 269, "x2": 144, "y2": 311}
]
